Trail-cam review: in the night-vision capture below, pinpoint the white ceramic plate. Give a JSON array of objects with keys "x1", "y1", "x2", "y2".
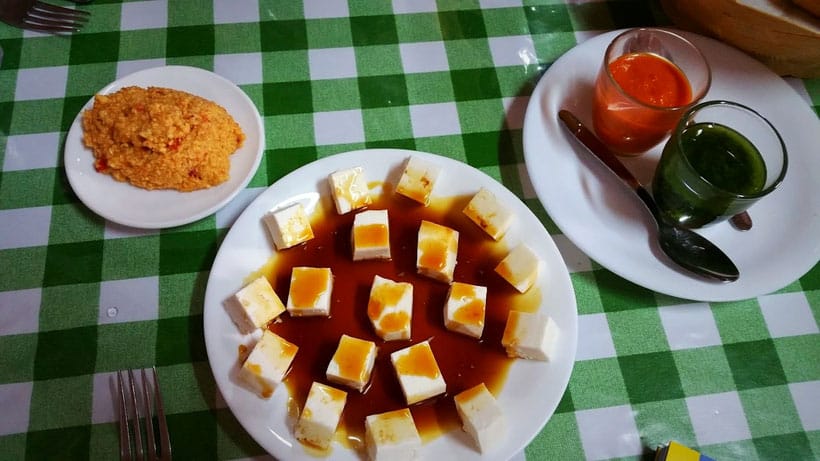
[
  {"x1": 523, "y1": 29, "x2": 820, "y2": 302},
  {"x1": 203, "y1": 149, "x2": 577, "y2": 461},
  {"x1": 64, "y1": 65, "x2": 264, "y2": 229}
]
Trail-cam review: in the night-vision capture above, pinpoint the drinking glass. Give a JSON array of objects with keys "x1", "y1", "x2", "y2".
[
  {"x1": 651, "y1": 100, "x2": 788, "y2": 228},
  {"x1": 592, "y1": 28, "x2": 711, "y2": 156}
]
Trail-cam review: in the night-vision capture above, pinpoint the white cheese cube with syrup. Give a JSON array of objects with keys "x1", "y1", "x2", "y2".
[
  {"x1": 416, "y1": 220, "x2": 458, "y2": 283},
  {"x1": 462, "y1": 187, "x2": 514, "y2": 241},
  {"x1": 239, "y1": 330, "x2": 298, "y2": 399},
  {"x1": 454, "y1": 383, "x2": 506, "y2": 453},
  {"x1": 287, "y1": 267, "x2": 333, "y2": 317},
  {"x1": 263, "y1": 202, "x2": 314, "y2": 250},
  {"x1": 501, "y1": 310, "x2": 559, "y2": 361},
  {"x1": 395, "y1": 156, "x2": 440, "y2": 206},
  {"x1": 494, "y1": 244, "x2": 540, "y2": 293},
  {"x1": 328, "y1": 166, "x2": 372, "y2": 215},
  {"x1": 226, "y1": 276, "x2": 286, "y2": 334},
  {"x1": 443, "y1": 282, "x2": 487, "y2": 339},
  {"x1": 294, "y1": 381, "x2": 348, "y2": 450},
  {"x1": 326, "y1": 334, "x2": 377, "y2": 392},
  {"x1": 390, "y1": 340, "x2": 446, "y2": 405},
  {"x1": 365, "y1": 408, "x2": 422, "y2": 461},
  {"x1": 352, "y1": 209, "x2": 391, "y2": 261},
  {"x1": 368, "y1": 275, "x2": 413, "y2": 341}
]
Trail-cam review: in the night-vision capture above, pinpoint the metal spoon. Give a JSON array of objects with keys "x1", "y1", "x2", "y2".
[{"x1": 558, "y1": 109, "x2": 739, "y2": 282}]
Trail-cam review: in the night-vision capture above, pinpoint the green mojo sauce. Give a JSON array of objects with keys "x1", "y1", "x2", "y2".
[
  {"x1": 653, "y1": 122, "x2": 767, "y2": 228},
  {"x1": 682, "y1": 122, "x2": 766, "y2": 195}
]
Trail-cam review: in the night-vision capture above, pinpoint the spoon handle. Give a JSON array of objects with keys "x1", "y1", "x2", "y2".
[{"x1": 730, "y1": 211, "x2": 753, "y2": 231}]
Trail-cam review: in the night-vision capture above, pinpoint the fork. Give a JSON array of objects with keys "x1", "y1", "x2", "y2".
[
  {"x1": 117, "y1": 367, "x2": 172, "y2": 461},
  {"x1": 0, "y1": 0, "x2": 89, "y2": 34}
]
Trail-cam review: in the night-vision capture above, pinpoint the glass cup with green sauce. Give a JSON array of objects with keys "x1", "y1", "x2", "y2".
[{"x1": 652, "y1": 100, "x2": 787, "y2": 229}]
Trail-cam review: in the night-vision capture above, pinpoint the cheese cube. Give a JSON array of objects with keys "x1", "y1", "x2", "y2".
[
  {"x1": 226, "y1": 276, "x2": 286, "y2": 334},
  {"x1": 416, "y1": 220, "x2": 459, "y2": 283},
  {"x1": 443, "y1": 282, "x2": 487, "y2": 339},
  {"x1": 494, "y1": 244, "x2": 539, "y2": 293},
  {"x1": 368, "y1": 275, "x2": 413, "y2": 341},
  {"x1": 328, "y1": 166, "x2": 372, "y2": 215},
  {"x1": 239, "y1": 330, "x2": 298, "y2": 398},
  {"x1": 294, "y1": 381, "x2": 348, "y2": 450},
  {"x1": 352, "y1": 209, "x2": 391, "y2": 261},
  {"x1": 454, "y1": 383, "x2": 506, "y2": 453},
  {"x1": 501, "y1": 311, "x2": 559, "y2": 361},
  {"x1": 326, "y1": 334, "x2": 377, "y2": 392},
  {"x1": 287, "y1": 267, "x2": 333, "y2": 317},
  {"x1": 263, "y1": 202, "x2": 314, "y2": 250},
  {"x1": 395, "y1": 156, "x2": 440, "y2": 206},
  {"x1": 365, "y1": 408, "x2": 421, "y2": 461},
  {"x1": 462, "y1": 187, "x2": 514, "y2": 241},
  {"x1": 390, "y1": 340, "x2": 446, "y2": 405}
]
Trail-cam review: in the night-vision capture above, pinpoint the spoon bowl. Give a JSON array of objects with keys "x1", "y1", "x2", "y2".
[
  {"x1": 658, "y1": 225, "x2": 739, "y2": 281},
  {"x1": 558, "y1": 109, "x2": 739, "y2": 282}
]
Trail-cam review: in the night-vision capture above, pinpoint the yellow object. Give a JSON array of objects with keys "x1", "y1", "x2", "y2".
[{"x1": 655, "y1": 441, "x2": 715, "y2": 461}]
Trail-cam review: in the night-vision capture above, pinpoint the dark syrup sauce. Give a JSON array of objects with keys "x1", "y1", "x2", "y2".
[{"x1": 253, "y1": 188, "x2": 541, "y2": 449}]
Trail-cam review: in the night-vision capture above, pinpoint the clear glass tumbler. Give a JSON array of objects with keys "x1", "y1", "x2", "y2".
[
  {"x1": 651, "y1": 100, "x2": 788, "y2": 228},
  {"x1": 592, "y1": 28, "x2": 711, "y2": 156}
]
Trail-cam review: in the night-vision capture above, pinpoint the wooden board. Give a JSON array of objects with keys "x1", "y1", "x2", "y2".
[{"x1": 661, "y1": 0, "x2": 820, "y2": 77}]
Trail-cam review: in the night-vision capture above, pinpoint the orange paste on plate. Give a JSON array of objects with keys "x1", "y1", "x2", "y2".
[{"x1": 82, "y1": 86, "x2": 245, "y2": 191}]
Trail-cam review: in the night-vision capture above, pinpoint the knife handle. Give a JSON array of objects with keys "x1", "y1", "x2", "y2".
[{"x1": 557, "y1": 110, "x2": 642, "y2": 191}]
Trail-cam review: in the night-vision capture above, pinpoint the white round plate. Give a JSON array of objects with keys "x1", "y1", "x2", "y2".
[
  {"x1": 523, "y1": 29, "x2": 820, "y2": 302},
  {"x1": 64, "y1": 65, "x2": 264, "y2": 229},
  {"x1": 203, "y1": 149, "x2": 578, "y2": 460}
]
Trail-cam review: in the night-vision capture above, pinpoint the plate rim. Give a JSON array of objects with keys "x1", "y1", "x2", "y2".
[
  {"x1": 63, "y1": 64, "x2": 265, "y2": 229},
  {"x1": 522, "y1": 28, "x2": 820, "y2": 302},
  {"x1": 203, "y1": 148, "x2": 578, "y2": 460}
]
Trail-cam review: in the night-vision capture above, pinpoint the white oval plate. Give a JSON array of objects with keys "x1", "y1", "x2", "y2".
[
  {"x1": 203, "y1": 149, "x2": 578, "y2": 461},
  {"x1": 64, "y1": 65, "x2": 264, "y2": 229},
  {"x1": 523, "y1": 29, "x2": 820, "y2": 302}
]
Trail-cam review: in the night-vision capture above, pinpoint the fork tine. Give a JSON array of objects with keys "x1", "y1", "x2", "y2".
[
  {"x1": 27, "y1": 11, "x2": 89, "y2": 27},
  {"x1": 127, "y1": 370, "x2": 145, "y2": 460},
  {"x1": 141, "y1": 369, "x2": 158, "y2": 461},
  {"x1": 22, "y1": 16, "x2": 84, "y2": 32},
  {"x1": 29, "y1": 7, "x2": 89, "y2": 23},
  {"x1": 117, "y1": 371, "x2": 133, "y2": 461},
  {"x1": 32, "y1": 1, "x2": 90, "y2": 17},
  {"x1": 152, "y1": 367, "x2": 172, "y2": 460}
]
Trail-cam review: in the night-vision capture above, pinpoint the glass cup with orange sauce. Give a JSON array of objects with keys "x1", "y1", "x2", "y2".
[{"x1": 592, "y1": 28, "x2": 711, "y2": 156}]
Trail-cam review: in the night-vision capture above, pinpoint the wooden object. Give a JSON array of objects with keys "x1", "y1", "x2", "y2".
[{"x1": 661, "y1": 0, "x2": 820, "y2": 77}]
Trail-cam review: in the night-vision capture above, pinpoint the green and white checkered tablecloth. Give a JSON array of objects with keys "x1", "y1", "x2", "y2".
[{"x1": 1, "y1": 1, "x2": 818, "y2": 460}]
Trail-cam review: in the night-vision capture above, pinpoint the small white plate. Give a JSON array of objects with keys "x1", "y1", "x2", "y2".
[
  {"x1": 523, "y1": 29, "x2": 820, "y2": 302},
  {"x1": 203, "y1": 149, "x2": 578, "y2": 461},
  {"x1": 64, "y1": 65, "x2": 264, "y2": 229}
]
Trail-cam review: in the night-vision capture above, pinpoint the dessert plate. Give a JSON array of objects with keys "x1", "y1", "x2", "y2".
[
  {"x1": 64, "y1": 65, "x2": 264, "y2": 229},
  {"x1": 203, "y1": 149, "x2": 578, "y2": 460},
  {"x1": 523, "y1": 29, "x2": 820, "y2": 301}
]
